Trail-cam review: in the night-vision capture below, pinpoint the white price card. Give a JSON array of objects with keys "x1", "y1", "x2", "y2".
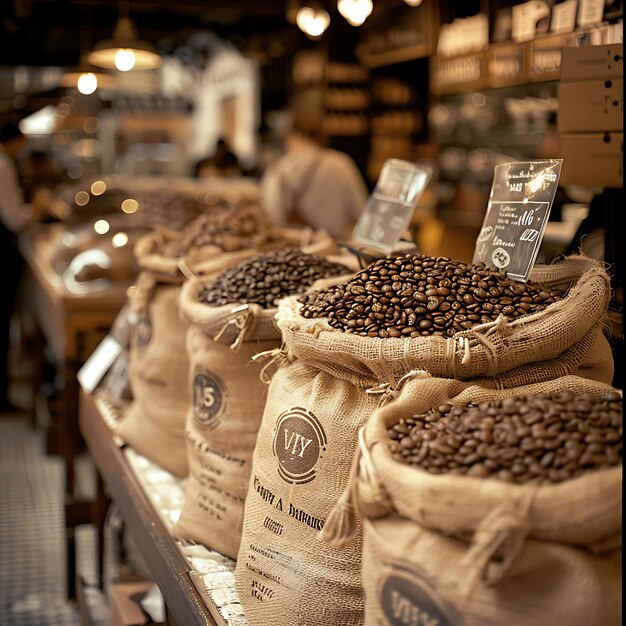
[
  {"x1": 473, "y1": 159, "x2": 563, "y2": 282},
  {"x1": 352, "y1": 158, "x2": 432, "y2": 254},
  {"x1": 77, "y1": 335, "x2": 122, "y2": 394}
]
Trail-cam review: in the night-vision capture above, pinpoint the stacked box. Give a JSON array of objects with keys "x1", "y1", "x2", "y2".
[{"x1": 558, "y1": 43, "x2": 623, "y2": 188}]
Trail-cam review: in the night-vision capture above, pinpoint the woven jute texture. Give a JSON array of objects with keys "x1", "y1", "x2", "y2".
[
  {"x1": 352, "y1": 375, "x2": 621, "y2": 626},
  {"x1": 116, "y1": 225, "x2": 336, "y2": 477},
  {"x1": 236, "y1": 254, "x2": 613, "y2": 626},
  {"x1": 275, "y1": 255, "x2": 612, "y2": 388}
]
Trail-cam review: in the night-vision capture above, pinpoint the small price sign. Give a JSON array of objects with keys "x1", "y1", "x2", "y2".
[
  {"x1": 77, "y1": 335, "x2": 122, "y2": 394},
  {"x1": 473, "y1": 159, "x2": 563, "y2": 281},
  {"x1": 352, "y1": 159, "x2": 432, "y2": 254}
]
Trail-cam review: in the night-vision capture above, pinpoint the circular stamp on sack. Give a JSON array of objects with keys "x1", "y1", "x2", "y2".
[
  {"x1": 273, "y1": 407, "x2": 327, "y2": 484},
  {"x1": 193, "y1": 370, "x2": 227, "y2": 429},
  {"x1": 134, "y1": 312, "x2": 152, "y2": 348},
  {"x1": 379, "y1": 562, "x2": 459, "y2": 626}
]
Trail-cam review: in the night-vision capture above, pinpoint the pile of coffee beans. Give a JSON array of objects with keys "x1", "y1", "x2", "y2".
[
  {"x1": 299, "y1": 254, "x2": 561, "y2": 338},
  {"x1": 388, "y1": 391, "x2": 622, "y2": 484},
  {"x1": 200, "y1": 248, "x2": 351, "y2": 309},
  {"x1": 172, "y1": 205, "x2": 278, "y2": 256}
]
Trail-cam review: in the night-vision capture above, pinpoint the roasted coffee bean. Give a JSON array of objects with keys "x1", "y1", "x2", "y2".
[
  {"x1": 387, "y1": 392, "x2": 622, "y2": 485},
  {"x1": 299, "y1": 254, "x2": 560, "y2": 338},
  {"x1": 200, "y1": 249, "x2": 350, "y2": 308},
  {"x1": 175, "y1": 205, "x2": 284, "y2": 256}
]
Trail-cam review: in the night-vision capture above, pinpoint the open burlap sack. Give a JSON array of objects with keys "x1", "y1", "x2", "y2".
[
  {"x1": 116, "y1": 226, "x2": 336, "y2": 477},
  {"x1": 279, "y1": 254, "x2": 613, "y2": 387},
  {"x1": 235, "y1": 356, "x2": 380, "y2": 626},
  {"x1": 172, "y1": 250, "x2": 357, "y2": 559},
  {"x1": 171, "y1": 281, "x2": 283, "y2": 559},
  {"x1": 332, "y1": 374, "x2": 621, "y2": 626},
  {"x1": 235, "y1": 254, "x2": 613, "y2": 626}
]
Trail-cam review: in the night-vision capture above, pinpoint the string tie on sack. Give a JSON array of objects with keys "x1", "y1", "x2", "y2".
[
  {"x1": 447, "y1": 316, "x2": 507, "y2": 376},
  {"x1": 177, "y1": 258, "x2": 203, "y2": 288},
  {"x1": 213, "y1": 304, "x2": 256, "y2": 352},
  {"x1": 251, "y1": 348, "x2": 287, "y2": 384},
  {"x1": 365, "y1": 369, "x2": 430, "y2": 403},
  {"x1": 127, "y1": 272, "x2": 157, "y2": 316},
  {"x1": 459, "y1": 487, "x2": 537, "y2": 597}
]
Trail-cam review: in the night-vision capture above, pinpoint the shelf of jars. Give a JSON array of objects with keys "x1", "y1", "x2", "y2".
[{"x1": 431, "y1": 31, "x2": 587, "y2": 95}]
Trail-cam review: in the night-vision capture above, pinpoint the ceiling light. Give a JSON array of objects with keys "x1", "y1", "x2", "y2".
[
  {"x1": 88, "y1": 16, "x2": 161, "y2": 71},
  {"x1": 296, "y1": 2, "x2": 331, "y2": 39},
  {"x1": 337, "y1": 0, "x2": 373, "y2": 27},
  {"x1": 60, "y1": 58, "x2": 114, "y2": 94},
  {"x1": 404, "y1": 0, "x2": 423, "y2": 6}
]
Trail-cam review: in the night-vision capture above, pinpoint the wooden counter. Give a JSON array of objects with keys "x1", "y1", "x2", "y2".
[
  {"x1": 19, "y1": 225, "x2": 127, "y2": 490},
  {"x1": 79, "y1": 390, "x2": 226, "y2": 626},
  {"x1": 18, "y1": 225, "x2": 128, "y2": 598}
]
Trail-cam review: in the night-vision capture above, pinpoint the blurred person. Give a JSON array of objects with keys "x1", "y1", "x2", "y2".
[
  {"x1": 260, "y1": 114, "x2": 368, "y2": 241},
  {"x1": 0, "y1": 121, "x2": 46, "y2": 413},
  {"x1": 19, "y1": 149, "x2": 68, "y2": 203},
  {"x1": 194, "y1": 138, "x2": 242, "y2": 178}
]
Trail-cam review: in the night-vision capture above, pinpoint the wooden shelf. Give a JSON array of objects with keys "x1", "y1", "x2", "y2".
[
  {"x1": 357, "y1": 42, "x2": 432, "y2": 69},
  {"x1": 79, "y1": 391, "x2": 220, "y2": 626},
  {"x1": 431, "y1": 31, "x2": 583, "y2": 94}
]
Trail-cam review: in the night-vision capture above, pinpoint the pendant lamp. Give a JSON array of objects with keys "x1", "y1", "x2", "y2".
[
  {"x1": 87, "y1": 3, "x2": 161, "y2": 72},
  {"x1": 60, "y1": 57, "x2": 114, "y2": 95}
]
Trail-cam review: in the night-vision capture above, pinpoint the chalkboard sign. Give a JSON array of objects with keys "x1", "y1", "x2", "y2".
[
  {"x1": 473, "y1": 159, "x2": 563, "y2": 282},
  {"x1": 352, "y1": 158, "x2": 432, "y2": 254}
]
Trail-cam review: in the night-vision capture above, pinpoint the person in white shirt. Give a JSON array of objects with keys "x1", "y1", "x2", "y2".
[
  {"x1": 260, "y1": 114, "x2": 368, "y2": 241},
  {"x1": 0, "y1": 121, "x2": 43, "y2": 412}
]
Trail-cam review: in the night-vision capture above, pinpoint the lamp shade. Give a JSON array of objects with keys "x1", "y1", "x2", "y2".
[
  {"x1": 60, "y1": 57, "x2": 115, "y2": 94},
  {"x1": 87, "y1": 17, "x2": 161, "y2": 71}
]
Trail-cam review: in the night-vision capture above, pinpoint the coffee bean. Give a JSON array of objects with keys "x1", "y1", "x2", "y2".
[
  {"x1": 299, "y1": 254, "x2": 560, "y2": 338},
  {"x1": 387, "y1": 392, "x2": 621, "y2": 485},
  {"x1": 176, "y1": 205, "x2": 286, "y2": 255},
  {"x1": 200, "y1": 249, "x2": 350, "y2": 308}
]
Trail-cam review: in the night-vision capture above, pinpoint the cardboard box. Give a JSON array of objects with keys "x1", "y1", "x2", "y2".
[
  {"x1": 560, "y1": 43, "x2": 623, "y2": 80},
  {"x1": 559, "y1": 132, "x2": 623, "y2": 187},
  {"x1": 109, "y1": 581, "x2": 165, "y2": 626},
  {"x1": 559, "y1": 78, "x2": 623, "y2": 132}
]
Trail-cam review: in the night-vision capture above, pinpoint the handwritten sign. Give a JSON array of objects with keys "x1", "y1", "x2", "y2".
[
  {"x1": 473, "y1": 160, "x2": 563, "y2": 281},
  {"x1": 352, "y1": 159, "x2": 432, "y2": 254}
]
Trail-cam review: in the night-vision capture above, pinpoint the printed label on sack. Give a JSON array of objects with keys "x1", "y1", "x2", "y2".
[
  {"x1": 272, "y1": 407, "x2": 327, "y2": 484},
  {"x1": 380, "y1": 563, "x2": 460, "y2": 626},
  {"x1": 193, "y1": 370, "x2": 227, "y2": 429},
  {"x1": 135, "y1": 312, "x2": 152, "y2": 348}
]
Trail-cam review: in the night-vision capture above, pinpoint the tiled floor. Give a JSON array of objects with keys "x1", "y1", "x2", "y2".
[{"x1": 0, "y1": 410, "x2": 108, "y2": 626}]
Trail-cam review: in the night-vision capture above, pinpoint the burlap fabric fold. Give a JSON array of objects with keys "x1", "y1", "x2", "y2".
[
  {"x1": 343, "y1": 375, "x2": 621, "y2": 626},
  {"x1": 235, "y1": 255, "x2": 613, "y2": 626},
  {"x1": 277, "y1": 254, "x2": 613, "y2": 388},
  {"x1": 171, "y1": 280, "x2": 286, "y2": 559},
  {"x1": 116, "y1": 226, "x2": 335, "y2": 477}
]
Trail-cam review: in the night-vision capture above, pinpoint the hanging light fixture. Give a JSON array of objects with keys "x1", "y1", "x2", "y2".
[
  {"x1": 87, "y1": 1, "x2": 161, "y2": 71},
  {"x1": 403, "y1": 0, "x2": 423, "y2": 6},
  {"x1": 61, "y1": 7, "x2": 114, "y2": 95},
  {"x1": 337, "y1": 0, "x2": 373, "y2": 27},
  {"x1": 61, "y1": 58, "x2": 115, "y2": 95},
  {"x1": 296, "y1": 1, "x2": 331, "y2": 39}
]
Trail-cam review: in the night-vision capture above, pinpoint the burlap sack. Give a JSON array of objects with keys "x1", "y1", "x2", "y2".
[
  {"x1": 235, "y1": 254, "x2": 613, "y2": 626},
  {"x1": 171, "y1": 280, "x2": 282, "y2": 558},
  {"x1": 172, "y1": 250, "x2": 357, "y2": 559},
  {"x1": 235, "y1": 357, "x2": 380, "y2": 626},
  {"x1": 338, "y1": 374, "x2": 621, "y2": 626},
  {"x1": 278, "y1": 254, "x2": 613, "y2": 387},
  {"x1": 116, "y1": 226, "x2": 336, "y2": 477}
]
